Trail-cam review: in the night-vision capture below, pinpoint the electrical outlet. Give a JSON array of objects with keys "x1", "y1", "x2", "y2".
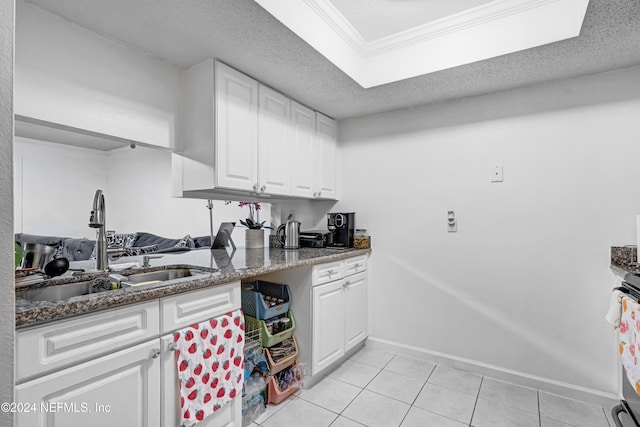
[
  {"x1": 447, "y1": 211, "x2": 457, "y2": 232},
  {"x1": 491, "y1": 165, "x2": 503, "y2": 182}
]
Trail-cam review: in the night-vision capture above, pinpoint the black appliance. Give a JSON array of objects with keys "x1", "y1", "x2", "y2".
[
  {"x1": 327, "y1": 212, "x2": 355, "y2": 248},
  {"x1": 299, "y1": 231, "x2": 326, "y2": 248},
  {"x1": 613, "y1": 273, "x2": 640, "y2": 426}
]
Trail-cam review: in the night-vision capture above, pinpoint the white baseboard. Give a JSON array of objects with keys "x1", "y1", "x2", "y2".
[{"x1": 366, "y1": 336, "x2": 619, "y2": 409}]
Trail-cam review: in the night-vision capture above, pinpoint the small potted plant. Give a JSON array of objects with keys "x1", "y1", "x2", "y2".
[{"x1": 235, "y1": 201, "x2": 272, "y2": 249}]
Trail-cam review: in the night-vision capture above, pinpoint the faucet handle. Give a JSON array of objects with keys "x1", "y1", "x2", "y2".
[{"x1": 142, "y1": 255, "x2": 163, "y2": 268}]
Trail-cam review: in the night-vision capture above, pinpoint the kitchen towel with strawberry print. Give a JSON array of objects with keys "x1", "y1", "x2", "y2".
[
  {"x1": 620, "y1": 296, "x2": 640, "y2": 396},
  {"x1": 173, "y1": 309, "x2": 245, "y2": 427}
]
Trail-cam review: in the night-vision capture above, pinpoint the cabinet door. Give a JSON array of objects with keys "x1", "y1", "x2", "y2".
[
  {"x1": 15, "y1": 340, "x2": 161, "y2": 427},
  {"x1": 314, "y1": 112, "x2": 337, "y2": 200},
  {"x1": 258, "y1": 85, "x2": 292, "y2": 196},
  {"x1": 344, "y1": 272, "x2": 368, "y2": 352},
  {"x1": 160, "y1": 336, "x2": 241, "y2": 427},
  {"x1": 312, "y1": 279, "x2": 346, "y2": 375},
  {"x1": 290, "y1": 101, "x2": 315, "y2": 198},
  {"x1": 215, "y1": 61, "x2": 258, "y2": 191}
]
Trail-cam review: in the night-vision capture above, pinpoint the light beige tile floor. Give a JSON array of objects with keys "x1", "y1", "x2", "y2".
[{"x1": 249, "y1": 346, "x2": 614, "y2": 427}]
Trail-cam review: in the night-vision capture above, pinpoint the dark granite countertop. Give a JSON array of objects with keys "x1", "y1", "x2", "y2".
[
  {"x1": 611, "y1": 246, "x2": 639, "y2": 279},
  {"x1": 15, "y1": 247, "x2": 371, "y2": 329}
]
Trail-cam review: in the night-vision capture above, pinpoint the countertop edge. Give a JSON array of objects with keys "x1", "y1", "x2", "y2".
[{"x1": 15, "y1": 248, "x2": 371, "y2": 329}]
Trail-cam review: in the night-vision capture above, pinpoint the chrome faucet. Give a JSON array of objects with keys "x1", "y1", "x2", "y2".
[{"x1": 89, "y1": 189, "x2": 108, "y2": 271}]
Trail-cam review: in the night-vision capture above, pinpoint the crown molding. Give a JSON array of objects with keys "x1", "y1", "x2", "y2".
[
  {"x1": 255, "y1": 0, "x2": 590, "y2": 88},
  {"x1": 364, "y1": 0, "x2": 561, "y2": 57}
]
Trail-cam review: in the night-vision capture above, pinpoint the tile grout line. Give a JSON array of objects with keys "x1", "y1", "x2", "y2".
[
  {"x1": 538, "y1": 391, "x2": 541, "y2": 427},
  {"x1": 468, "y1": 375, "x2": 484, "y2": 427}
]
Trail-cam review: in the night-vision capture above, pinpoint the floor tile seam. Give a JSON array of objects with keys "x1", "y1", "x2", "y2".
[
  {"x1": 427, "y1": 376, "x2": 483, "y2": 398},
  {"x1": 424, "y1": 378, "x2": 483, "y2": 399},
  {"x1": 412, "y1": 405, "x2": 477, "y2": 426},
  {"x1": 281, "y1": 396, "x2": 342, "y2": 424},
  {"x1": 253, "y1": 394, "x2": 294, "y2": 425},
  {"x1": 468, "y1": 376, "x2": 483, "y2": 427},
  {"x1": 328, "y1": 374, "x2": 368, "y2": 389},
  {"x1": 408, "y1": 364, "x2": 435, "y2": 407},
  {"x1": 382, "y1": 366, "x2": 433, "y2": 383},
  {"x1": 349, "y1": 352, "x2": 396, "y2": 370},
  {"x1": 473, "y1": 394, "x2": 542, "y2": 417},
  {"x1": 363, "y1": 386, "x2": 417, "y2": 407},
  {"x1": 537, "y1": 390, "x2": 541, "y2": 427},
  {"x1": 333, "y1": 413, "x2": 369, "y2": 427},
  {"x1": 297, "y1": 383, "x2": 366, "y2": 417}
]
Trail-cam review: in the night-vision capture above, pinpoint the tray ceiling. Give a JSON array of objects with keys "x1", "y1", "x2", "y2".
[
  {"x1": 328, "y1": 0, "x2": 494, "y2": 42},
  {"x1": 256, "y1": 0, "x2": 591, "y2": 88}
]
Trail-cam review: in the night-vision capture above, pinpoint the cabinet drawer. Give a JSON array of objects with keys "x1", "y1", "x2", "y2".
[
  {"x1": 161, "y1": 281, "x2": 240, "y2": 333},
  {"x1": 344, "y1": 255, "x2": 368, "y2": 276},
  {"x1": 312, "y1": 260, "x2": 343, "y2": 286},
  {"x1": 16, "y1": 300, "x2": 160, "y2": 382}
]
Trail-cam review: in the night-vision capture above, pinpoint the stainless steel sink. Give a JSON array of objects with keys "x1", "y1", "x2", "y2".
[
  {"x1": 117, "y1": 267, "x2": 212, "y2": 287},
  {"x1": 19, "y1": 279, "x2": 114, "y2": 302},
  {"x1": 123, "y1": 268, "x2": 196, "y2": 284},
  {"x1": 18, "y1": 268, "x2": 213, "y2": 302}
]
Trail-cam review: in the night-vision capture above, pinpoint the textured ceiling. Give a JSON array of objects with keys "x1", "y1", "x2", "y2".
[
  {"x1": 328, "y1": 0, "x2": 494, "y2": 42},
  {"x1": 19, "y1": 0, "x2": 640, "y2": 120}
]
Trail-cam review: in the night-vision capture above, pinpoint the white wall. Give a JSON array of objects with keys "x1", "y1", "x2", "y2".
[
  {"x1": 15, "y1": 1, "x2": 182, "y2": 149},
  {"x1": 0, "y1": 0, "x2": 14, "y2": 422},
  {"x1": 14, "y1": 137, "x2": 108, "y2": 237},
  {"x1": 13, "y1": 140, "x2": 266, "y2": 245},
  {"x1": 107, "y1": 146, "x2": 260, "y2": 244},
  {"x1": 337, "y1": 65, "x2": 640, "y2": 399}
]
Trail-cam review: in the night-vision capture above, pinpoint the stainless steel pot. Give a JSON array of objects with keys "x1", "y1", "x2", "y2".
[{"x1": 19, "y1": 243, "x2": 56, "y2": 271}]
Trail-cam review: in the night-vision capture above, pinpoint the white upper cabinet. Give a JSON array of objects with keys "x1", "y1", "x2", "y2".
[
  {"x1": 176, "y1": 59, "x2": 338, "y2": 200},
  {"x1": 314, "y1": 112, "x2": 337, "y2": 200},
  {"x1": 215, "y1": 62, "x2": 259, "y2": 192},
  {"x1": 290, "y1": 101, "x2": 316, "y2": 198},
  {"x1": 258, "y1": 85, "x2": 292, "y2": 196}
]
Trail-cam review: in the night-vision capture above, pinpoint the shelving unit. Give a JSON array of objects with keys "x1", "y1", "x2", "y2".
[{"x1": 242, "y1": 280, "x2": 301, "y2": 413}]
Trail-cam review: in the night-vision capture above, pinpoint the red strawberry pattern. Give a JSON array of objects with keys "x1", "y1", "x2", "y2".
[{"x1": 173, "y1": 309, "x2": 244, "y2": 427}]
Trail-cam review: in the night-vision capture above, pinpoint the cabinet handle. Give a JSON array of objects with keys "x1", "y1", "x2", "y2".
[
  {"x1": 317, "y1": 191, "x2": 322, "y2": 197},
  {"x1": 168, "y1": 342, "x2": 177, "y2": 352},
  {"x1": 313, "y1": 192, "x2": 317, "y2": 197},
  {"x1": 253, "y1": 183, "x2": 259, "y2": 191},
  {"x1": 150, "y1": 348, "x2": 161, "y2": 359},
  {"x1": 260, "y1": 185, "x2": 266, "y2": 193}
]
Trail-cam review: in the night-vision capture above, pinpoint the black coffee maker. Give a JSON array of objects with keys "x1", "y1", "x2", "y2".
[{"x1": 327, "y1": 212, "x2": 355, "y2": 248}]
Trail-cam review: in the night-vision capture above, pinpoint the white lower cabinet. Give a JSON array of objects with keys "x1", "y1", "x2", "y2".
[
  {"x1": 15, "y1": 339, "x2": 161, "y2": 427},
  {"x1": 311, "y1": 260, "x2": 368, "y2": 376},
  {"x1": 16, "y1": 282, "x2": 242, "y2": 427},
  {"x1": 312, "y1": 278, "x2": 347, "y2": 375},
  {"x1": 344, "y1": 271, "x2": 368, "y2": 352}
]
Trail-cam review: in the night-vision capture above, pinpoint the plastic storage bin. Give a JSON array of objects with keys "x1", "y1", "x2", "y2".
[
  {"x1": 267, "y1": 362, "x2": 302, "y2": 405},
  {"x1": 241, "y1": 280, "x2": 291, "y2": 320},
  {"x1": 264, "y1": 336, "x2": 298, "y2": 375},
  {"x1": 244, "y1": 311, "x2": 295, "y2": 348}
]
